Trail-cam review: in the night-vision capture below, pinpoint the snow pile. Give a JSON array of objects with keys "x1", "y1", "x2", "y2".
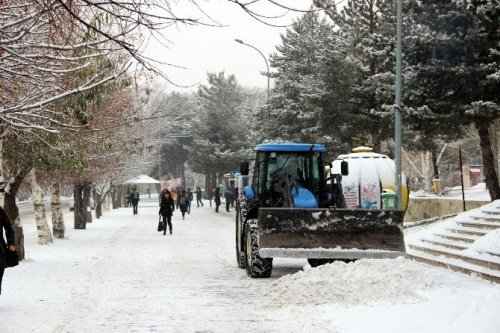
[{"x1": 262, "y1": 257, "x2": 439, "y2": 307}]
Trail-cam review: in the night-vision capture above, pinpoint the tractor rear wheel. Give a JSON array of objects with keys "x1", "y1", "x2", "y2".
[{"x1": 244, "y1": 222, "x2": 272, "y2": 278}]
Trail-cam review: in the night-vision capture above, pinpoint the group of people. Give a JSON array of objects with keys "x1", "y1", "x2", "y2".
[
  {"x1": 157, "y1": 187, "x2": 197, "y2": 235},
  {"x1": 156, "y1": 185, "x2": 239, "y2": 233}
]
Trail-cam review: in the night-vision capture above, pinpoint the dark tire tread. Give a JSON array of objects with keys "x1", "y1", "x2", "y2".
[
  {"x1": 244, "y1": 221, "x2": 273, "y2": 278},
  {"x1": 235, "y1": 199, "x2": 247, "y2": 268}
]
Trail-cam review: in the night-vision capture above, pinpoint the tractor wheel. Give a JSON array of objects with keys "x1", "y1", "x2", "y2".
[
  {"x1": 235, "y1": 202, "x2": 246, "y2": 268},
  {"x1": 244, "y1": 222, "x2": 273, "y2": 278}
]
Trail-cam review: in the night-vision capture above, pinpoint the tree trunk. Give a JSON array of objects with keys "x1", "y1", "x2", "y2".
[
  {"x1": 371, "y1": 128, "x2": 380, "y2": 153},
  {"x1": 112, "y1": 185, "x2": 122, "y2": 209},
  {"x1": 477, "y1": 122, "x2": 500, "y2": 201},
  {"x1": 421, "y1": 151, "x2": 433, "y2": 193},
  {"x1": 28, "y1": 169, "x2": 53, "y2": 245},
  {"x1": 51, "y1": 182, "x2": 65, "y2": 238},
  {"x1": 431, "y1": 146, "x2": 440, "y2": 179},
  {"x1": 94, "y1": 185, "x2": 102, "y2": 219},
  {"x1": 3, "y1": 168, "x2": 29, "y2": 260},
  {"x1": 102, "y1": 181, "x2": 111, "y2": 212},
  {"x1": 74, "y1": 183, "x2": 86, "y2": 229},
  {"x1": 205, "y1": 174, "x2": 211, "y2": 197},
  {"x1": 212, "y1": 172, "x2": 219, "y2": 194},
  {"x1": 0, "y1": 136, "x2": 4, "y2": 207},
  {"x1": 83, "y1": 181, "x2": 92, "y2": 223},
  {"x1": 492, "y1": 119, "x2": 500, "y2": 186},
  {"x1": 181, "y1": 162, "x2": 186, "y2": 189}
]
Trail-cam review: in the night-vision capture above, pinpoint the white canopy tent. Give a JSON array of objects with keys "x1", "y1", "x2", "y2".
[
  {"x1": 124, "y1": 174, "x2": 161, "y2": 185},
  {"x1": 123, "y1": 175, "x2": 161, "y2": 200}
]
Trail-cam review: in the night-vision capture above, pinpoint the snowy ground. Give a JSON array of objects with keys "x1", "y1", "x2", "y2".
[
  {"x1": 1, "y1": 198, "x2": 499, "y2": 332},
  {"x1": 410, "y1": 182, "x2": 491, "y2": 201}
]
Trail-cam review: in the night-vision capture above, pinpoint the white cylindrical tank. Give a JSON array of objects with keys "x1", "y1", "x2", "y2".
[{"x1": 331, "y1": 147, "x2": 408, "y2": 210}]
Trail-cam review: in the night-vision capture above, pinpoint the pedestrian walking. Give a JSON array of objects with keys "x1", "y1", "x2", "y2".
[
  {"x1": 178, "y1": 189, "x2": 189, "y2": 219},
  {"x1": 159, "y1": 190, "x2": 175, "y2": 235},
  {"x1": 187, "y1": 188, "x2": 193, "y2": 214},
  {"x1": 214, "y1": 188, "x2": 221, "y2": 213},
  {"x1": 195, "y1": 186, "x2": 203, "y2": 207},
  {"x1": 0, "y1": 206, "x2": 16, "y2": 297},
  {"x1": 225, "y1": 187, "x2": 233, "y2": 212},
  {"x1": 129, "y1": 187, "x2": 140, "y2": 215},
  {"x1": 172, "y1": 188, "x2": 178, "y2": 208}
]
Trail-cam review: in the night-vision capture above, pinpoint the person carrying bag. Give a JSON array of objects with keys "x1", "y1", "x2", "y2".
[
  {"x1": 159, "y1": 190, "x2": 175, "y2": 235},
  {"x1": 1, "y1": 206, "x2": 17, "y2": 297}
]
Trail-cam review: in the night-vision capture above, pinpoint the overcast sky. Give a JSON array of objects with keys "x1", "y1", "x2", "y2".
[{"x1": 145, "y1": 1, "x2": 314, "y2": 92}]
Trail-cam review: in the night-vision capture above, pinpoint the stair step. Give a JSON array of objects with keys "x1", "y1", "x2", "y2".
[
  {"x1": 420, "y1": 239, "x2": 468, "y2": 251},
  {"x1": 486, "y1": 251, "x2": 500, "y2": 258},
  {"x1": 481, "y1": 210, "x2": 500, "y2": 215},
  {"x1": 434, "y1": 233, "x2": 476, "y2": 243},
  {"x1": 408, "y1": 244, "x2": 500, "y2": 271},
  {"x1": 445, "y1": 228, "x2": 488, "y2": 237},
  {"x1": 471, "y1": 215, "x2": 500, "y2": 222},
  {"x1": 457, "y1": 221, "x2": 500, "y2": 230},
  {"x1": 408, "y1": 253, "x2": 500, "y2": 284}
]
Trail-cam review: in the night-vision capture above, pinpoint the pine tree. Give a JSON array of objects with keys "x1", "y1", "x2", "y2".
[
  {"x1": 405, "y1": 0, "x2": 500, "y2": 199},
  {"x1": 336, "y1": 0, "x2": 399, "y2": 152},
  {"x1": 269, "y1": 10, "x2": 355, "y2": 156},
  {"x1": 187, "y1": 72, "x2": 253, "y2": 180}
]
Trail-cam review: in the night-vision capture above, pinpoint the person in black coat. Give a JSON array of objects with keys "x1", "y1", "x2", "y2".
[
  {"x1": 159, "y1": 190, "x2": 175, "y2": 235},
  {"x1": 129, "y1": 187, "x2": 140, "y2": 215},
  {"x1": 195, "y1": 187, "x2": 203, "y2": 207},
  {"x1": 224, "y1": 187, "x2": 233, "y2": 212},
  {"x1": 214, "y1": 188, "x2": 221, "y2": 213},
  {"x1": 177, "y1": 190, "x2": 189, "y2": 220},
  {"x1": 187, "y1": 188, "x2": 193, "y2": 214},
  {"x1": 0, "y1": 206, "x2": 16, "y2": 296}
]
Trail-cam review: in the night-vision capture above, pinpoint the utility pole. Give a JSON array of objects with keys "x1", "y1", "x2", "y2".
[{"x1": 395, "y1": 0, "x2": 403, "y2": 210}]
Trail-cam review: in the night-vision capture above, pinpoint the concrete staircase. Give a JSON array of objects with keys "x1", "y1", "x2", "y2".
[{"x1": 406, "y1": 202, "x2": 500, "y2": 283}]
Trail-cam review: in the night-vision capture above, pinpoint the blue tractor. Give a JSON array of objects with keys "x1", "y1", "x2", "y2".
[{"x1": 236, "y1": 143, "x2": 406, "y2": 278}]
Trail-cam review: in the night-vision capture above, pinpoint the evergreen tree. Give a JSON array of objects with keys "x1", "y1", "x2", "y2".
[
  {"x1": 405, "y1": 0, "x2": 500, "y2": 199},
  {"x1": 269, "y1": 10, "x2": 355, "y2": 157},
  {"x1": 269, "y1": 11, "x2": 331, "y2": 142},
  {"x1": 187, "y1": 72, "x2": 253, "y2": 179},
  {"x1": 271, "y1": 1, "x2": 401, "y2": 156},
  {"x1": 336, "y1": 0, "x2": 399, "y2": 152}
]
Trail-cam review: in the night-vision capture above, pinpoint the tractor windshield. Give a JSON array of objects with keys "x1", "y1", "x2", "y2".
[{"x1": 267, "y1": 152, "x2": 322, "y2": 194}]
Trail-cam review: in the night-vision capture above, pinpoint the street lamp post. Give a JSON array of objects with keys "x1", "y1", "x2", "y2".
[
  {"x1": 235, "y1": 39, "x2": 270, "y2": 126},
  {"x1": 394, "y1": 0, "x2": 403, "y2": 210}
]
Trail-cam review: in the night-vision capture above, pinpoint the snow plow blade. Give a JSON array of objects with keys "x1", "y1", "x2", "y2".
[{"x1": 257, "y1": 208, "x2": 406, "y2": 260}]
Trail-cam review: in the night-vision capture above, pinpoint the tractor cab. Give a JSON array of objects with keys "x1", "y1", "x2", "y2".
[{"x1": 242, "y1": 143, "x2": 346, "y2": 209}]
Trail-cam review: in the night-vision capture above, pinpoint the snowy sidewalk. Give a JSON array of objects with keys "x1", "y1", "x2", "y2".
[{"x1": 1, "y1": 202, "x2": 310, "y2": 332}]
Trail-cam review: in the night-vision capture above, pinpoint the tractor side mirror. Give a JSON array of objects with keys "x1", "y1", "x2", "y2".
[
  {"x1": 240, "y1": 161, "x2": 250, "y2": 176},
  {"x1": 341, "y1": 160, "x2": 349, "y2": 176}
]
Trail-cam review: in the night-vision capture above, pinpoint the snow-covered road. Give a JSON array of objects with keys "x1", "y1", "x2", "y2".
[{"x1": 1, "y1": 199, "x2": 499, "y2": 332}]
